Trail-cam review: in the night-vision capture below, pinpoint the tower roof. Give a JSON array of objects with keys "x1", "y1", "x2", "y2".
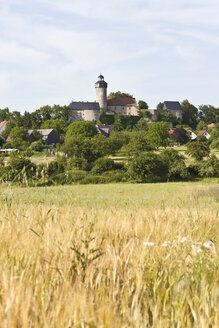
[{"x1": 95, "y1": 74, "x2": 107, "y2": 88}]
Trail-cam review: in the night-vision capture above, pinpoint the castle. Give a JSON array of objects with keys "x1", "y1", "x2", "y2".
[{"x1": 69, "y1": 75, "x2": 182, "y2": 122}]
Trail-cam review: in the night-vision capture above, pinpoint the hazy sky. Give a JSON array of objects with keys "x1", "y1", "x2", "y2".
[{"x1": 0, "y1": 0, "x2": 218, "y2": 112}]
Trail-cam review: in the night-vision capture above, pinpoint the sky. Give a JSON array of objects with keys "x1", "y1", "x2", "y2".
[{"x1": 0, "y1": 0, "x2": 219, "y2": 112}]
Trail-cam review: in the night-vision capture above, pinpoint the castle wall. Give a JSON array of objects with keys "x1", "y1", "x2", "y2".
[
  {"x1": 107, "y1": 105, "x2": 139, "y2": 116},
  {"x1": 69, "y1": 110, "x2": 100, "y2": 122}
]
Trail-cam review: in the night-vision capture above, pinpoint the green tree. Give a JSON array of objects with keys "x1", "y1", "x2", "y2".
[
  {"x1": 156, "y1": 102, "x2": 164, "y2": 110},
  {"x1": 134, "y1": 118, "x2": 148, "y2": 131},
  {"x1": 157, "y1": 112, "x2": 179, "y2": 126},
  {"x1": 113, "y1": 115, "x2": 124, "y2": 132},
  {"x1": 186, "y1": 140, "x2": 210, "y2": 161},
  {"x1": 196, "y1": 120, "x2": 208, "y2": 133},
  {"x1": 65, "y1": 121, "x2": 98, "y2": 142},
  {"x1": 181, "y1": 99, "x2": 198, "y2": 129},
  {"x1": 108, "y1": 131, "x2": 130, "y2": 154},
  {"x1": 146, "y1": 122, "x2": 169, "y2": 148},
  {"x1": 127, "y1": 152, "x2": 168, "y2": 182},
  {"x1": 1, "y1": 119, "x2": 16, "y2": 139},
  {"x1": 0, "y1": 108, "x2": 10, "y2": 122},
  {"x1": 160, "y1": 148, "x2": 188, "y2": 181},
  {"x1": 108, "y1": 91, "x2": 133, "y2": 98},
  {"x1": 41, "y1": 119, "x2": 66, "y2": 135},
  {"x1": 9, "y1": 126, "x2": 29, "y2": 149},
  {"x1": 198, "y1": 105, "x2": 219, "y2": 124},
  {"x1": 125, "y1": 131, "x2": 154, "y2": 155},
  {"x1": 199, "y1": 155, "x2": 219, "y2": 177},
  {"x1": 138, "y1": 100, "x2": 149, "y2": 110}
]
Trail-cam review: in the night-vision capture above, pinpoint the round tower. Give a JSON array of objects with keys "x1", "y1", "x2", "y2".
[{"x1": 95, "y1": 74, "x2": 108, "y2": 112}]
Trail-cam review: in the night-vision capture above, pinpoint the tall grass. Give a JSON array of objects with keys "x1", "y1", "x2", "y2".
[{"x1": 0, "y1": 183, "x2": 218, "y2": 327}]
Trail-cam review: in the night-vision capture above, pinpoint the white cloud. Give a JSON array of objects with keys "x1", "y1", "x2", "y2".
[{"x1": 0, "y1": 0, "x2": 218, "y2": 109}]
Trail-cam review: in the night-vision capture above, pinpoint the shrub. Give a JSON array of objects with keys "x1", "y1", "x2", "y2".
[
  {"x1": 47, "y1": 159, "x2": 65, "y2": 177},
  {"x1": 91, "y1": 157, "x2": 115, "y2": 174},
  {"x1": 186, "y1": 140, "x2": 210, "y2": 160},
  {"x1": 30, "y1": 140, "x2": 44, "y2": 152},
  {"x1": 79, "y1": 175, "x2": 104, "y2": 184},
  {"x1": 160, "y1": 148, "x2": 189, "y2": 181},
  {"x1": 199, "y1": 155, "x2": 219, "y2": 177},
  {"x1": 102, "y1": 170, "x2": 128, "y2": 183},
  {"x1": 65, "y1": 121, "x2": 98, "y2": 142},
  {"x1": 127, "y1": 152, "x2": 168, "y2": 183},
  {"x1": 51, "y1": 170, "x2": 87, "y2": 185},
  {"x1": 210, "y1": 138, "x2": 219, "y2": 150}
]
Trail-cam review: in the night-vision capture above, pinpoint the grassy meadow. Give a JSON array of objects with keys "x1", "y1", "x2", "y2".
[{"x1": 0, "y1": 182, "x2": 218, "y2": 327}]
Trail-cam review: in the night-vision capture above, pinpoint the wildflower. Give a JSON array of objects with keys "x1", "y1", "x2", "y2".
[
  {"x1": 180, "y1": 237, "x2": 188, "y2": 243},
  {"x1": 143, "y1": 242, "x2": 156, "y2": 246},
  {"x1": 203, "y1": 241, "x2": 215, "y2": 249}
]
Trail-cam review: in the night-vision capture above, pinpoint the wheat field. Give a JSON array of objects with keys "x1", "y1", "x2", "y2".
[{"x1": 0, "y1": 182, "x2": 218, "y2": 327}]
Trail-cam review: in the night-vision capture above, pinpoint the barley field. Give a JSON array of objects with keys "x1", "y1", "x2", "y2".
[{"x1": 0, "y1": 182, "x2": 218, "y2": 327}]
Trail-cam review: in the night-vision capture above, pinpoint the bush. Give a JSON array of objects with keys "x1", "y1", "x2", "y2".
[
  {"x1": 186, "y1": 140, "x2": 210, "y2": 160},
  {"x1": 210, "y1": 138, "x2": 219, "y2": 150},
  {"x1": 47, "y1": 158, "x2": 66, "y2": 177},
  {"x1": 160, "y1": 148, "x2": 189, "y2": 181},
  {"x1": 101, "y1": 170, "x2": 128, "y2": 183},
  {"x1": 127, "y1": 152, "x2": 168, "y2": 183},
  {"x1": 65, "y1": 121, "x2": 98, "y2": 142},
  {"x1": 30, "y1": 140, "x2": 44, "y2": 152},
  {"x1": 51, "y1": 170, "x2": 87, "y2": 185},
  {"x1": 199, "y1": 155, "x2": 219, "y2": 177},
  {"x1": 91, "y1": 157, "x2": 116, "y2": 174},
  {"x1": 79, "y1": 175, "x2": 104, "y2": 184}
]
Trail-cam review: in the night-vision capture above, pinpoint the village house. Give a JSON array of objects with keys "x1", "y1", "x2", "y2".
[
  {"x1": 0, "y1": 121, "x2": 7, "y2": 135},
  {"x1": 197, "y1": 130, "x2": 210, "y2": 140},
  {"x1": 28, "y1": 129, "x2": 60, "y2": 145}
]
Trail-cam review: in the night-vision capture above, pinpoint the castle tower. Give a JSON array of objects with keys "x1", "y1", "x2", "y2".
[{"x1": 95, "y1": 74, "x2": 108, "y2": 112}]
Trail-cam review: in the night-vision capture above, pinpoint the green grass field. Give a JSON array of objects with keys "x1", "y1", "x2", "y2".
[{"x1": 0, "y1": 182, "x2": 218, "y2": 327}]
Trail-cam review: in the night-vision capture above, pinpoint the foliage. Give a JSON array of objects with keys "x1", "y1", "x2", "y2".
[
  {"x1": 1, "y1": 119, "x2": 16, "y2": 139},
  {"x1": 156, "y1": 102, "x2": 164, "y2": 110},
  {"x1": 47, "y1": 159, "x2": 66, "y2": 177},
  {"x1": 196, "y1": 120, "x2": 208, "y2": 133},
  {"x1": 65, "y1": 121, "x2": 98, "y2": 141},
  {"x1": 9, "y1": 126, "x2": 29, "y2": 149},
  {"x1": 99, "y1": 113, "x2": 114, "y2": 125},
  {"x1": 134, "y1": 118, "x2": 148, "y2": 131},
  {"x1": 125, "y1": 131, "x2": 154, "y2": 155},
  {"x1": 198, "y1": 155, "x2": 219, "y2": 177},
  {"x1": 157, "y1": 112, "x2": 180, "y2": 126},
  {"x1": 138, "y1": 100, "x2": 149, "y2": 109},
  {"x1": 199, "y1": 105, "x2": 219, "y2": 124},
  {"x1": 181, "y1": 99, "x2": 198, "y2": 129},
  {"x1": 160, "y1": 148, "x2": 188, "y2": 181},
  {"x1": 63, "y1": 136, "x2": 102, "y2": 170},
  {"x1": 108, "y1": 91, "x2": 133, "y2": 98},
  {"x1": 29, "y1": 140, "x2": 44, "y2": 152},
  {"x1": 41, "y1": 118, "x2": 66, "y2": 134},
  {"x1": 108, "y1": 131, "x2": 130, "y2": 153},
  {"x1": 147, "y1": 122, "x2": 169, "y2": 148},
  {"x1": 127, "y1": 152, "x2": 168, "y2": 182},
  {"x1": 186, "y1": 140, "x2": 210, "y2": 161},
  {"x1": 91, "y1": 157, "x2": 116, "y2": 174},
  {"x1": 0, "y1": 135, "x2": 5, "y2": 147},
  {"x1": 210, "y1": 138, "x2": 219, "y2": 150}
]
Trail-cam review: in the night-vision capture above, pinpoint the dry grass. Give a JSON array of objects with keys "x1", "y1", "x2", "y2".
[{"x1": 0, "y1": 183, "x2": 218, "y2": 327}]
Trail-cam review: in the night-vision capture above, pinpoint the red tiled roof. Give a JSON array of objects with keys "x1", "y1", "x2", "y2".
[
  {"x1": 6, "y1": 136, "x2": 12, "y2": 142},
  {"x1": 207, "y1": 123, "x2": 216, "y2": 128},
  {"x1": 0, "y1": 121, "x2": 6, "y2": 129},
  {"x1": 107, "y1": 97, "x2": 137, "y2": 106},
  {"x1": 197, "y1": 130, "x2": 207, "y2": 136}
]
